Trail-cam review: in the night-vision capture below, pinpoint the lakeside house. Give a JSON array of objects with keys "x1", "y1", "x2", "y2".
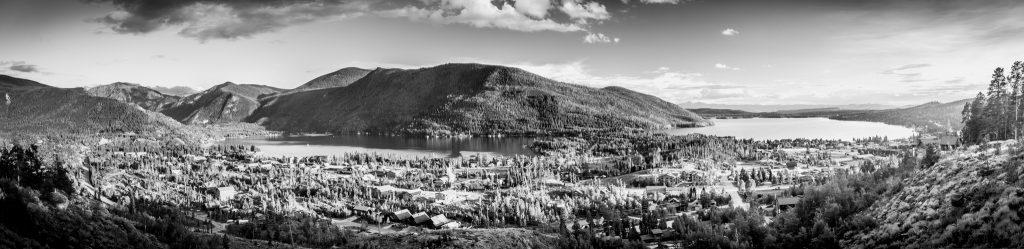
[{"x1": 412, "y1": 212, "x2": 430, "y2": 224}]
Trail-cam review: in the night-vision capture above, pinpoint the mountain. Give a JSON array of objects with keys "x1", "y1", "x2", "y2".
[
  {"x1": 0, "y1": 75, "x2": 193, "y2": 137},
  {"x1": 86, "y1": 82, "x2": 180, "y2": 111},
  {"x1": 831, "y1": 98, "x2": 971, "y2": 132},
  {"x1": 149, "y1": 85, "x2": 198, "y2": 96},
  {"x1": 286, "y1": 67, "x2": 371, "y2": 94},
  {"x1": 161, "y1": 82, "x2": 283, "y2": 124},
  {"x1": 248, "y1": 63, "x2": 708, "y2": 136},
  {"x1": 846, "y1": 140, "x2": 1024, "y2": 248}
]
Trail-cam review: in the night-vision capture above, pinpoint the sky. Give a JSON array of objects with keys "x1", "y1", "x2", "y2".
[{"x1": 1, "y1": 0, "x2": 1023, "y2": 106}]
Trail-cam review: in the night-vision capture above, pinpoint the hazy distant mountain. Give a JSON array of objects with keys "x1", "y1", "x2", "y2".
[
  {"x1": 248, "y1": 63, "x2": 708, "y2": 136},
  {"x1": 0, "y1": 75, "x2": 192, "y2": 136},
  {"x1": 86, "y1": 82, "x2": 180, "y2": 111},
  {"x1": 678, "y1": 101, "x2": 900, "y2": 113},
  {"x1": 286, "y1": 67, "x2": 371, "y2": 94},
  {"x1": 162, "y1": 82, "x2": 283, "y2": 124},
  {"x1": 149, "y1": 85, "x2": 198, "y2": 96},
  {"x1": 832, "y1": 98, "x2": 971, "y2": 132}
]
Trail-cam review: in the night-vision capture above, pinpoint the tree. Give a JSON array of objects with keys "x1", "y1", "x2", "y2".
[{"x1": 921, "y1": 145, "x2": 940, "y2": 168}]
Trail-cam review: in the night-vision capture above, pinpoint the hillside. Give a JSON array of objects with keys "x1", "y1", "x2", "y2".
[
  {"x1": 286, "y1": 67, "x2": 371, "y2": 94},
  {"x1": 248, "y1": 63, "x2": 708, "y2": 136},
  {"x1": 0, "y1": 75, "x2": 195, "y2": 137},
  {"x1": 845, "y1": 140, "x2": 1024, "y2": 248},
  {"x1": 161, "y1": 82, "x2": 282, "y2": 124},
  {"x1": 832, "y1": 99, "x2": 970, "y2": 132},
  {"x1": 86, "y1": 82, "x2": 180, "y2": 111}
]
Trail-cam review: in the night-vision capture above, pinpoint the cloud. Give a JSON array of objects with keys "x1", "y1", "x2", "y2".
[
  {"x1": 881, "y1": 63, "x2": 931, "y2": 82},
  {"x1": 1, "y1": 61, "x2": 39, "y2": 73},
  {"x1": 583, "y1": 33, "x2": 619, "y2": 43},
  {"x1": 640, "y1": 0, "x2": 681, "y2": 4},
  {"x1": 377, "y1": 0, "x2": 587, "y2": 32},
  {"x1": 714, "y1": 63, "x2": 740, "y2": 70},
  {"x1": 559, "y1": 0, "x2": 611, "y2": 21},
  {"x1": 90, "y1": 0, "x2": 615, "y2": 40},
  {"x1": 721, "y1": 28, "x2": 738, "y2": 36}
]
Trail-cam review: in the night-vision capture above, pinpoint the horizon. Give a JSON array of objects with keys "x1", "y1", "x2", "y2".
[{"x1": 3, "y1": 0, "x2": 1023, "y2": 106}]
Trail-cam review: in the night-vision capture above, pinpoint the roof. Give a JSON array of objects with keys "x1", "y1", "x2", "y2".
[
  {"x1": 412, "y1": 212, "x2": 430, "y2": 223},
  {"x1": 778, "y1": 197, "x2": 801, "y2": 206},
  {"x1": 430, "y1": 214, "x2": 449, "y2": 226},
  {"x1": 353, "y1": 205, "x2": 372, "y2": 212},
  {"x1": 394, "y1": 209, "x2": 412, "y2": 219}
]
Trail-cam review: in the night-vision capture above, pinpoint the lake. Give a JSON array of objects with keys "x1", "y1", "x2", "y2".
[
  {"x1": 662, "y1": 117, "x2": 916, "y2": 140},
  {"x1": 222, "y1": 118, "x2": 916, "y2": 158}
]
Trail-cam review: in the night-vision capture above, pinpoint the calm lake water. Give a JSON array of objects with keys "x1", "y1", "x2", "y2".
[
  {"x1": 662, "y1": 117, "x2": 916, "y2": 141},
  {"x1": 222, "y1": 118, "x2": 915, "y2": 158}
]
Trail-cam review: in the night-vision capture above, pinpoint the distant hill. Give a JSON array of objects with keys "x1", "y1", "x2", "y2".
[
  {"x1": 286, "y1": 67, "x2": 371, "y2": 94},
  {"x1": 831, "y1": 98, "x2": 970, "y2": 132},
  {"x1": 248, "y1": 63, "x2": 708, "y2": 136},
  {"x1": 149, "y1": 85, "x2": 198, "y2": 96},
  {"x1": 86, "y1": 82, "x2": 180, "y2": 111},
  {"x1": 0, "y1": 75, "x2": 193, "y2": 136},
  {"x1": 161, "y1": 82, "x2": 283, "y2": 124}
]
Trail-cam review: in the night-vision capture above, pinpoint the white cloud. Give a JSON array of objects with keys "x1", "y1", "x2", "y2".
[
  {"x1": 560, "y1": 0, "x2": 611, "y2": 21},
  {"x1": 721, "y1": 28, "x2": 739, "y2": 36},
  {"x1": 715, "y1": 63, "x2": 740, "y2": 70},
  {"x1": 583, "y1": 33, "x2": 619, "y2": 43},
  {"x1": 377, "y1": 0, "x2": 585, "y2": 32},
  {"x1": 514, "y1": 0, "x2": 553, "y2": 18},
  {"x1": 640, "y1": 0, "x2": 681, "y2": 4}
]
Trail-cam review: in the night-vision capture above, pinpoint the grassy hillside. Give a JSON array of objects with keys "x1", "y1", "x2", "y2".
[
  {"x1": 87, "y1": 82, "x2": 180, "y2": 111},
  {"x1": 248, "y1": 63, "x2": 708, "y2": 136},
  {"x1": 162, "y1": 82, "x2": 282, "y2": 124},
  {"x1": 845, "y1": 140, "x2": 1024, "y2": 248},
  {"x1": 286, "y1": 67, "x2": 371, "y2": 93}
]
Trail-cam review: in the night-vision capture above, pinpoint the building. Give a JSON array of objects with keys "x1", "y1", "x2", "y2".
[
  {"x1": 393, "y1": 209, "x2": 412, "y2": 221},
  {"x1": 214, "y1": 187, "x2": 236, "y2": 201},
  {"x1": 777, "y1": 197, "x2": 801, "y2": 211},
  {"x1": 645, "y1": 186, "x2": 667, "y2": 195},
  {"x1": 352, "y1": 205, "x2": 373, "y2": 215},
  {"x1": 412, "y1": 212, "x2": 430, "y2": 224},
  {"x1": 441, "y1": 221, "x2": 461, "y2": 229},
  {"x1": 430, "y1": 214, "x2": 450, "y2": 228}
]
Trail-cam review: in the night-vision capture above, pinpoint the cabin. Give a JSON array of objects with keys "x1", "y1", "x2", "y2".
[
  {"x1": 393, "y1": 209, "x2": 412, "y2": 221},
  {"x1": 352, "y1": 205, "x2": 373, "y2": 215},
  {"x1": 412, "y1": 212, "x2": 430, "y2": 224},
  {"x1": 214, "y1": 187, "x2": 236, "y2": 201},
  {"x1": 645, "y1": 186, "x2": 667, "y2": 195},
  {"x1": 430, "y1": 214, "x2": 450, "y2": 228},
  {"x1": 441, "y1": 221, "x2": 461, "y2": 229},
  {"x1": 777, "y1": 197, "x2": 801, "y2": 211},
  {"x1": 666, "y1": 187, "x2": 686, "y2": 196}
]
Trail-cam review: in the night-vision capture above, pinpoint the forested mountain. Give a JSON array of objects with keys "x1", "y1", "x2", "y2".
[
  {"x1": 161, "y1": 82, "x2": 282, "y2": 124},
  {"x1": 831, "y1": 99, "x2": 970, "y2": 132},
  {"x1": 286, "y1": 67, "x2": 371, "y2": 94},
  {"x1": 248, "y1": 63, "x2": 708, "y2": 136},
  {"x1": 87, "y1": 82, "x2": 181, "y2": 111},
  {"x1": 0, "y1": 75, "x2": 192, "y2": 136}
]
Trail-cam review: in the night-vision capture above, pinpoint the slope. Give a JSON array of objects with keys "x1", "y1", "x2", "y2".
[
  {"x1": 0, "y1": 75, "x2": 195, "y2": 137},
  {"x1": 161, "y1": 82, "x2": 282, "y2": 124},
  {"x1": 86, "y1": 82, "x2": 180, "y2": 111},
  {"x1": 248, "y1": 63, "x2": 708, "y2": 136},
  {"x1": 845, "y1": 140, "x2": 1024, "y2": 248},
  {"x1": 286, "y1": 67, "x2": 371, "y2": 94}
]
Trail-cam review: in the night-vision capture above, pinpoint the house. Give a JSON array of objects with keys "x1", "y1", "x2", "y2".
[
  {"x1": 430, "y1": 214, "x2": 450, "y2": 227},
  {"x1": 412, "y1": 212, "x2": 430, "y2": 224},
  {"x1": 441, "y1": 221, "x2": 461, "y2": 229},
  {"x1": 651, "y1": 229, "x2": 664, "y2": 237},
  {"x1": 352, "y1": 205, "x2": 373, "y2": 215},
  {"x1": 214, "y1": 187, "x2": 236, "y2": 201},
  {"x1": 393, "y1": 209, "x2": 412, "y2": 221},
  {"x1": 645, "y1": 186, "x2": 667, "y2": 195},
  {"x1": 640, "y1": 235, "x2": 658, "y2": 243},
  {"x1": 752, "y1": 189, "x2": 786, "y2": 199},
  {"x1": 777, "y1": 197, "x2": 801, "y2": 211},
  {"x1": 666, "y1": 187, "x2": 686, "y2": 196}
]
